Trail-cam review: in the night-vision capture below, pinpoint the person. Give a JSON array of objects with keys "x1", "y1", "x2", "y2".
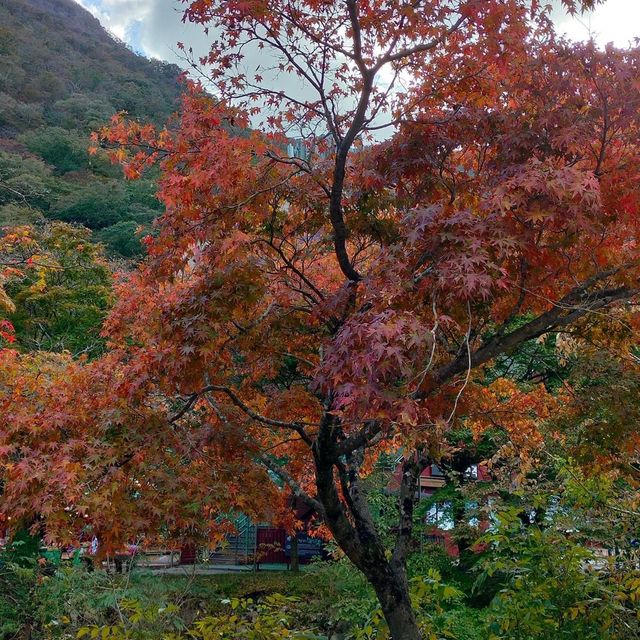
[{"x1": 81, "y1": 535, "x2": 98, "y2": 572}]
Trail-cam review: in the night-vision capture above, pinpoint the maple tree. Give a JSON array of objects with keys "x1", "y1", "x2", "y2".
[{"x1": 3, "y1": 0, "x2": 640, "y2": 637}]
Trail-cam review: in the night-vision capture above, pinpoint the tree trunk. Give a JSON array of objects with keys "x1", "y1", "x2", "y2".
[
  {"x1": 289, "y1": 533, "x2": 299, "y2": 573},
  {"x1": 312, "y1": 418, "x2": 423, "y2": 639},
  {"x1": 371, "y1": 569, "x2": 422, "y2": 640},
  {"x1": 382, "y1": 602, "x2": 421, "y2": 640}
]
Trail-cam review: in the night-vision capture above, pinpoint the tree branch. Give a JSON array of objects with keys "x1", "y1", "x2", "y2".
[
  {"x1": 392, "y1": 448, "x2": 429, "y2": 565},
  {"x1": 258, "y1": 452, "x2": 326, "y2": 517},
  {"x1": 373, "y1": 14, "x2": 467, "y2": 71},
  {"x1": 424, "y1": 280, "x2": 638, "y2": 397}
]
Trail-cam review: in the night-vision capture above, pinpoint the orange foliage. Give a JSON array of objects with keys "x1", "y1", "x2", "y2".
[{"x1": 1, "y1": 1, "x2": 638, "y2": 559}]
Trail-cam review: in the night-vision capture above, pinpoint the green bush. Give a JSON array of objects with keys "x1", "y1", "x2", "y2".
[
  {"x1": 0, "y1": 531, "x2": 43, "y2": 638},
  {"x1": 21, "y1": 127, "x2": 91, "y2": 175},
  {"x1": 0, "y1": 203, "x2": 45, "y2": 226},
  {"x1": 0, "y1": 559, "x2": 494, "y2": 640},
  {"x1": 76, "y1": 595, "x2": 325, "y2": 640},
  {"x1": 478, "y1": 507, "x2": 640, "y2": 639},
  {"x1": 0, "y1": 92, "x2": 44, "y2": 131},
  {"x1": 45, "y1": 95, "x2": 115, "y2": 133},
  {"x1": 6, "y1": 222, "x2": 112, "y2": 355},
  {"x1": 51, "y1": 180, "x2": 159, "y2": 233},
  {"x1": 52, "y1": 181, "x2": 130, "y2": 229},
  {"x1": 0, "y1": 151, "x2": 53, "y2": 209},
  {"x1": 96, "y1": 221, "x2": 146, "y2": 258},
  {"x1": 0, "y1": 560, "x2": 38, "y2": 638}
]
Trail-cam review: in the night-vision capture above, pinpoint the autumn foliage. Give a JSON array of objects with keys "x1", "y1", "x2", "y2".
[{"x1": 2, "y1": 1, "x2": 639, "y2": 637}]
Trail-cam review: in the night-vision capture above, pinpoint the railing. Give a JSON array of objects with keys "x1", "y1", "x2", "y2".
[
  {"x1": 210, "y1": 513, "x2": 258, "y2": 565},
  {"x1": 423, "y1": 533, "x2": 446, "y2": 547}
]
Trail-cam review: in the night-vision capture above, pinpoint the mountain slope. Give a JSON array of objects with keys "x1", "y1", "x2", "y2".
[
  {"x1": 0, "y1": 0, "x2": 181, "y2": 141},
  {"x1": 0, "y1": 0, "x2": 182, "y2": 258}
]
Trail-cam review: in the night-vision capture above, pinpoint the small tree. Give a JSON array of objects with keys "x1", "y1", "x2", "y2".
[{"x1": 4, "y1": 222, "x2": 112, "y2": 355}]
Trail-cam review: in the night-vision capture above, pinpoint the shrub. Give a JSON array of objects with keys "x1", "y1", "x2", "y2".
[{"x1": 21, "y1": 127, "x2": 91, "y2": 175}]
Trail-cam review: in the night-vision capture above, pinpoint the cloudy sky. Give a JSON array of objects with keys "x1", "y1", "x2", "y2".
[{"x1": 79, "y1": 0, "x2": 639, "y2": 66}]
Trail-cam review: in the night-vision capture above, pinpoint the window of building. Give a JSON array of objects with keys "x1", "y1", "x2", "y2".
[
  {"x1": 464, "y1": 464, "x2": 478, "y2": 479},
  {"x1": 425, "y1": 501, "x2": 454, "y2": 530}
]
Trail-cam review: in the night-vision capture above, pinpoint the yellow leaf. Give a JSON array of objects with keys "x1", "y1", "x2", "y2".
[{"x1": 0, "y1": 287, "x2": 15, "y2": 313}]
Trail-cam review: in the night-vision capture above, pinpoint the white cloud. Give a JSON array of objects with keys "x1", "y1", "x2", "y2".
[
  {"x1": 554, "y1": 0, "x2": 640, "y2": 47},
  {"x1": 77, "y1": 0, "x2": 209, "y2": 63},
  {"x1": 79, "y1": 0, "x2": 639, "y2": 70},
  {"x1": 74, "y1": 0, "x2": 639, "y2": 138},
  {"x1": 78, "y1": 0, "x2": 147, "y2": 43}
]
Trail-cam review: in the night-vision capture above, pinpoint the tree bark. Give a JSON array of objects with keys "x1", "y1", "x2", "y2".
[
  {"x1": 312, "y1": 416, "x2": 424, "y2": 639},
  {"x1": 370, "y1": 566, "x2": 421, "y2": 640},
  {"x1": 289, "y1": 533, "x2": 299, "y2": 573}
]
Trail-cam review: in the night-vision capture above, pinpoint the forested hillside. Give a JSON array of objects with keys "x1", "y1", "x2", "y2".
[
  {"x1": 0, "y1": 0, "x2": 181, "y2": 258},
  {"x1": 0, "y1": 0, "x2": 182, "y2": 354}
]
